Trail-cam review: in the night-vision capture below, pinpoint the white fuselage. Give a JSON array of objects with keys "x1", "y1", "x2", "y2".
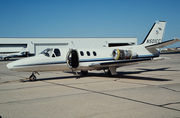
[{"x1": 6, "y1": 45, "x2": 159, "y2": 72}]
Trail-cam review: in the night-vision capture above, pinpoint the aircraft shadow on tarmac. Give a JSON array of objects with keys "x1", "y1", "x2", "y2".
[{"x1": 30, "y1": 67, "x2": 178, "y2": 82}]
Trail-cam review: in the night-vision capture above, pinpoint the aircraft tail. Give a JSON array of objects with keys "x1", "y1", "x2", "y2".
[
  {"x1": 141, "y1": 21, "x2": 166, "y2": 46},
  {"x1": 19, "y1": 47, "x2": 27, "y2": 53}
]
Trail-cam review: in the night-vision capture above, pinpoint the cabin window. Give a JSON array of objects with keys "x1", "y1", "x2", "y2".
[
  {"x1": 87, "y1": 51, "x2": 90, "y2": 56},
  {"x1": 93, "y1": 51, "x2": 97, "y2": 56},
  {"x1": 54, "y1": 49, "x2": 61, "y2": 57},
  {"x1": 80, "y1": 51, "x2": 84, "y2": 56}
]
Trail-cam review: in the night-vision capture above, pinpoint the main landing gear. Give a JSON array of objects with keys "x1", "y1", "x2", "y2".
[
  {"x1": 103, "y1": 67, "x2": 118, "y2": 76},
  {"x1": 103, "y1": 69, "x2": 112, "y2": 76},
  {"x1": 29, "y1": 72, "x2": 39, "y2": 81}
]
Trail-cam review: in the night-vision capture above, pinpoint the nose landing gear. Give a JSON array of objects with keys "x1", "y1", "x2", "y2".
[{"x1": 29, "y1": 72, "x2": 39, "y2": 81}]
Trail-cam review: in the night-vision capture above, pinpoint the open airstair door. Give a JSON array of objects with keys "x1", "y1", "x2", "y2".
[{"x1": 67, "y1": 49, "x2": 79, "y2": 69}]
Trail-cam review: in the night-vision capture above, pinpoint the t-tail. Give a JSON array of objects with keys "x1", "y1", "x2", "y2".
[
  {"x1": 141, "y1": 21, "x2": 166, "y2": 46},
  {"x1": 140, "y1": 21, "x2": 180, "y2": 57}
]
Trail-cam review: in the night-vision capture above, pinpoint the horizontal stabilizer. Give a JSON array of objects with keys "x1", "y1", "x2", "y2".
[{"x1": 145, "y1": 38, "x2": 180, "y2": 49}]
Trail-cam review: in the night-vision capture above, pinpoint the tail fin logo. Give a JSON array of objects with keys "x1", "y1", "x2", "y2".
[{"x1": 156, "y1": 30, "x2": 159, "y2": 34}]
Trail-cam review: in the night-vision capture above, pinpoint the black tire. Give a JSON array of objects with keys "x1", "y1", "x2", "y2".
[
  {"x1": 29, "y1": 75, "x2": 33, "y2": 79},
  {"x1": 29, "y1": 75, "x2": 36, "y2": 81},
  {"x1": 33, "y1": 76, "x2": 36, "y2": 81},
  {"x1": 107, "y1": 69, "x2": 113, "y2": 76}
]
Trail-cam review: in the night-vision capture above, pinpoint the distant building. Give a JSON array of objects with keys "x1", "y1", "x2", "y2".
[
  {"x1": 176, "y1": 47, "x2": 180, "y2": 50},
  {"x1": 161, "y1": 48, "x2": 167, "y2": 50},
  {"x1": 0, "y1": 37, "x2": 137, "y2": 56},
  {"x1": 167, "y1": 48, "x2": 173, "y2": 50}
]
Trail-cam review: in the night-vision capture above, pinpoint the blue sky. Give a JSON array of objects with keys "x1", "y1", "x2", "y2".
[{"x1": 0, "y1": 0, "x2": 180, "y2": 47}]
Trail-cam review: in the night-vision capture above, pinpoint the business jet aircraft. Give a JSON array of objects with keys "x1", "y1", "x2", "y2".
[
  {"x1": 6, "y1": 21, "x2": 180, "y2": 81},
  {"x1": 0, "y1": 47, "x2": 27, "y2": 60}
]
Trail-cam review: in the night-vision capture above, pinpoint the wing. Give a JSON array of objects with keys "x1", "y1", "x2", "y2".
[
  {"x1": 145, "y1": 38, "x2": 180, "y2": 49},
  {"x1": 89, "y1": 57, "x2": 166, "y2": 68}
]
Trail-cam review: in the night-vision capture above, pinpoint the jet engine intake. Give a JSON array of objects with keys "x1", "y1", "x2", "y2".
[{"x1": 112, "y1": 49, "x2": 137, "y2": 60}]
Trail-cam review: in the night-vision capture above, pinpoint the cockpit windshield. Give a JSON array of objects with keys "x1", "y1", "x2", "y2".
[{"x1": 40, "y1": 48, "x2": 53, "y2": 57}]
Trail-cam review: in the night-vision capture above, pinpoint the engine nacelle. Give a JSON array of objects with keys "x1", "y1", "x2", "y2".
[{"x1": 112, "y1": 49, "x2": 137, "y2": 60}]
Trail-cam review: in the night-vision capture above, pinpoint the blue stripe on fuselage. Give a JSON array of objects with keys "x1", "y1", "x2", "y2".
[
  {"x1": 14, "y1": 54, "x2": 158, "y2": 68},
  {"x1": 14, "y1": 57, "x2": 114, "y2": 67}
]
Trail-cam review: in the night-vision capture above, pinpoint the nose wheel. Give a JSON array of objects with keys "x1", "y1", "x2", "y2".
[{"x1": 29, "y1": 72, "x2": 39, "y2": 81}]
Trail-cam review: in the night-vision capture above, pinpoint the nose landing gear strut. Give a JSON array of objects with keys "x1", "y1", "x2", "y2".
[{"x1": 29, "y1": 72, "x2": 39, "y2": 81}]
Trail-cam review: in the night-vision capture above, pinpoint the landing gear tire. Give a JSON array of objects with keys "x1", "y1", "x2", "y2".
[
  {"x1": 104, "y1": 69, "x2": 113, "y2": 76},
  {"x1": 4, "y1": 57, "x2": 9, "y2": 60},
  {"x1": 81, "y1": 70, "x2": 88, "y2": 76},
  {"x1": 29, "y1": 75, "x2": 36, "y2": 81},
  {"x1": 107, "y1": 69, "x2": 113, "y2": 76},
  {"x1": 29, "y1": 72, "x2": 39, "y2": 81}
]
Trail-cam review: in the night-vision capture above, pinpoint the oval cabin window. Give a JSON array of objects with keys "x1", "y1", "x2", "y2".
[
  {"x1": 87, "y1": 51, "x2": 90, "y2": 56},
  {"x1": 93, "y1": 51, "x2": 97, "y2": 56},
  {"x1": 80, "y1": 51, "x2": 84, "y2": 56}
]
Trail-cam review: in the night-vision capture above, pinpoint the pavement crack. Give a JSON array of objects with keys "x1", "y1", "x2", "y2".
[
  {"x1": 117, "y1": 80, "x2": 180, "y2": 93},
  {"x1": 0, "y1": 92, "x2": 89, "y2": 105},
  {"x1": 157, "y1": 86, "x2": 180, "y2": 92},
  {"x1": 117, "y1": 80, "x2": 152, "y2": 86},
  {"x1": 43, "y1": 81, "x2": 180, "y2": 112},
  {"x1": 159, "y1": 102, "x2": 180, "y2": 107}
]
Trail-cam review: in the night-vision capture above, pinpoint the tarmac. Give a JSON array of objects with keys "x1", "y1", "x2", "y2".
[{"x1": 0, "y1": 53, "x2": 180, "y2": 118}]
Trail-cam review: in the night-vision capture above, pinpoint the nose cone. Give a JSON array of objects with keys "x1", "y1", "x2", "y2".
[
  {"x1": 6, "y1": 57, "x2": 35, "y2": 71},
  {"x1": 6, "y1": 62, "x2": 15, "y2": 70},
  {"x1": 6, "y1": 60, "x2": 22, "y2": 71}
]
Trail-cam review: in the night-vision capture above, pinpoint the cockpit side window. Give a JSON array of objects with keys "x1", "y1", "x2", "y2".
[
  {"x1": 40, "y1": 48, "x2": 53, "y2": 57},
  {"x1": 54, "y1": 49, "x2": 61, "y2": 57}
]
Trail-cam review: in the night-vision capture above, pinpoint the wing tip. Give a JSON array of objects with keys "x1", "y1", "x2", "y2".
[{"x1": 174, "y1": 38, "x2": 180, "y2": 41}]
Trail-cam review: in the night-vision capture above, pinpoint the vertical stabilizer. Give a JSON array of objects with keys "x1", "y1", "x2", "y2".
[{"x1": 141, "y1": 21, "x2": 166, "y2": 46}]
